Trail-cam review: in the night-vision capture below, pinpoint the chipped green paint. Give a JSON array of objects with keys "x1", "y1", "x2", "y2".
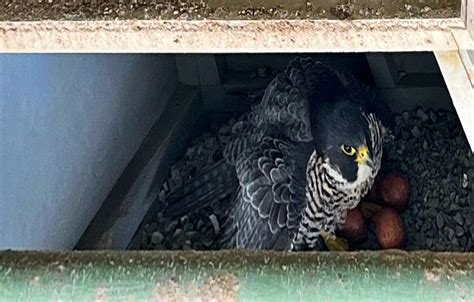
[{"x1": 0, "y1": 250, "x2": 473, "y2": 301}]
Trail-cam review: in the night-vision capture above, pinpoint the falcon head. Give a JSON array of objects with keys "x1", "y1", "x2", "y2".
[{"x1": 311, "y1": 98, "x2": 374, "y2": 185}]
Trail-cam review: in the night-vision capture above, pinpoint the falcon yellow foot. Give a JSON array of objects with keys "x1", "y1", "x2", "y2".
[{"x1": 320, "y1": 231, "x2": 349, "y2": 251}]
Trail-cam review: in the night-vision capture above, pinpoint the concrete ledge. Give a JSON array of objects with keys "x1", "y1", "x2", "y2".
[{"x1": 0, "y1": 18, "x2": 467, "y2": 53}]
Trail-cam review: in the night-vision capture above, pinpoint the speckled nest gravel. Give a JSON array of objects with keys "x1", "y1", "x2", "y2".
[
  {"x1": 138, "y1": 115, "x2": 239, "y2": 250},
  {"x1": 381, "y1": 108, "x2": 473, "y2": 251},
  {"x1": 138, "y1": 107, "x2": 473, "y2": 252}
]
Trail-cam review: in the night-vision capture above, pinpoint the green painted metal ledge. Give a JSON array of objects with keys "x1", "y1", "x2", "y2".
[{"x1": 0, "y1": 250, "x2": 472, "y2": 301}]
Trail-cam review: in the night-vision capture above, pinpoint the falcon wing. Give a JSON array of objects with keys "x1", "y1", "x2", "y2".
[
  {"x1": 221, "y1": 135, "x2": 312, "y2": 250},
  {"x1": 250, "y1": 57, "x2": 347, "y2": 143}
]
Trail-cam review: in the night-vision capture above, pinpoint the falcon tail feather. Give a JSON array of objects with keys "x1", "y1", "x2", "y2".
[{"x1": 162, "y1": 159, "x2": 239, "y2": 219}]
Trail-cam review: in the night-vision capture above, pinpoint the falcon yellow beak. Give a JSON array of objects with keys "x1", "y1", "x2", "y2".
[{"x1": 356, "y1": 145, "x2": 369, "y2": 164}]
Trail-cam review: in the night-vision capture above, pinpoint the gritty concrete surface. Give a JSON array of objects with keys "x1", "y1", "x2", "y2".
[
  {"x1": 0, "y1": 0, "x2": 461, "y2": 21},
  {"x1": 0, "y1": 19, "x2": 466, "y2": 53}
]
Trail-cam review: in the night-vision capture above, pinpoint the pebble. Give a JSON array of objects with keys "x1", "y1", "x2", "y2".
[
  {"x1": 427, "y1": 208, "x2": 437, "y2": 218},
  {"x1": 451, "y1": 237, "x2": 459, "y2": 247},
  {"x1": 202, "y1": 229, "x2": 216, "y2": 247},
  {"x1": 402, "y1": 111, "x2": 410, "y2": 124},
  {"x1": 453, "y1": 213, "x2": 463, "y2": 225},
  {"x1": 426, "y1": 238, "x2": 433, "y2": 247},
  {"x1": 151, "y1": 231, "x2": 164, "y2": 245},
  {"x1": 165, "y1": 220, "x2": 179, "y2": 233},
  {"x1": 455, "y1": 225, "x2": 464, "y2": 237},
  {"x1": 411, "y1": 126, "x2": 421, "y2": 138},
  {"x1": 462, "y1": 173, "x2": 468, "y2": 188},
  {"x1": 180, "y1": 215, "x2": 190, "y2": 225},
  {"x1": 394, "y1": 116, "x2": 403, "y2": 127},
  {"x1": 421, "y1": 222, "x2": 430, "y2": 233},
  {"x1": 436, "y1": 214, "x2": 444, "y2": 229},
  {"x1": 185, "y1": 231, "x2": 199, "y2": 240},
  {"x1": 184, "y1": 222, "x2": 194, "y2": 232},
  {"x1": 417, "y1": 109, "x2": 429, "y2": 122},
  {"x1": 446, "y1": 227, "x2": 455, "y2": 240},
  {"x1": 173, "y1": 228, "x2": 183, "y2": 239}
]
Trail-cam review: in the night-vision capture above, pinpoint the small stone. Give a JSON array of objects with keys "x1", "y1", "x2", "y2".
[
  {"x1": 149, "y1": 223, "x2": 158, "y2": 232},
  {"x1": 394, "y1": 116, "x2": 404, "y2": 127},
  {"x1": 421, "y1": 221, "x2": 430, "y2": 233},
  {"x1": 423, "y1": 140, "x2": 428, "y2": 150},
  {"x1": 451, "y1": 237, "x2": 459, "y2": 247},
  {"x1": 165, "y1": 220, "x2": 179, "y2": 233},
  {"x1": 449, "y1": 203, "x2": 461, "y2": 211},
  {"x1": 429, "y1": 111, "x2": 437, "y2": 123},
  {"x1": 402, "y1": 111, "x2": 410, "y2": 124},
  {"x1": 185, "y1": 231, "x2": 199, "y2": 240},
  {"x1": 417, "y1": 109, "x2": 429, "y2": 122},
  {"x1": 159, "y1": 189, "x2": 166, "y2": 202},
  {"x1": 446, "y1": 227, "x2": 455, "y2": 240},
  {"x1": 427, "y1": 208, "x2": 437, "y2": 218},
  {"x1": 453, "y1": 213, "x2": 463, "y2": 225},
  {"x1": 411, "y1": 126, "x2": 421, "y2": 138},
  {"x1": 180, "y1": 215, "x2": 190, "y2": 225},
  {"x1": 173, "y1": 228, "x2": 183, "y2": 239},
  {"x1": 151, "y1": 231, "x2": 164, "y2": 245},
  {"x1": 426, "y1": 238, "x2": 433, "y2": 248},
  {"x1": 466, "y1": 214, "x2": 472, "y2": 226},
  {"x1": 202, "y1": 229, "x2": 215, "y2": 247},
  {"x1": 156, "y1": 212, "x2": 164, "y2": 223},
  {"x1": 462, "y1": 173, "x2": 468, "y2": 188},
  {"x1": 435, "y1": 243, "x2": 445, "y2": 251},
  {"x1": 209, "y1": 214, "x2": 221, "y2": 235},
  {"x1": 436, "y1": 214, "x2": 444, "y2": 229},
  {"x1": 455, "y1": 225, "x2": 464, "y2": 237},
  {"x1": 462, "y1": 156, "x2": 470, "y2": 168},
  {"x1": 183, "y1": 222, "x2": 194, "y2": 232}
]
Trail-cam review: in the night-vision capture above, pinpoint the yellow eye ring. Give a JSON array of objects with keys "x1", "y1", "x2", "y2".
[{"x1": 341, "y1": 145, "x2": 356, "y2": 156}]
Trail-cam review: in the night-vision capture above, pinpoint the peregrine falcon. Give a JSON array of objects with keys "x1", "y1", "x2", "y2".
[{"x1": 164, "y1": 57, "x2": 391, "y2": 251}]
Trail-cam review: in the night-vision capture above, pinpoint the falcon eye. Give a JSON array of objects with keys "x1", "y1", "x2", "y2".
[{"x1": 341, "y1": 145, "x2": 356, "y2": 156}]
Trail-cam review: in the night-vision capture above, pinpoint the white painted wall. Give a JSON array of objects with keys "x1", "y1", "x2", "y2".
[{"x1": 0, "y1": 54, "x2": 177, "y2": 250}]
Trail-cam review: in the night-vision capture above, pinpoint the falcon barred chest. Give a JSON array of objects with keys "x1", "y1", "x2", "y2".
[
  {"x1": 293, "y1": 112, "x2": 384, "y2": 250},
  {"x1": 164, "y1": 57, "x2": 391, "y2": 251}
]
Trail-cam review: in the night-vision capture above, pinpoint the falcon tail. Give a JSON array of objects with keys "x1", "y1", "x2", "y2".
[{"x1": 162, "y1": 159, "x2": 239, "y2": 219}]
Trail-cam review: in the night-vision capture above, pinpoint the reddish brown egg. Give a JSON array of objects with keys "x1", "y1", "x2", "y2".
[
  {"x1": 375, "y1": 208, "x2": 405, "y2": 249},
  {"x1": 378, "y1": 172, "x2": 411, "y2": 213},
  {"x1": 341, "y1": 208, "x2": 367, "y2": 243}
]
